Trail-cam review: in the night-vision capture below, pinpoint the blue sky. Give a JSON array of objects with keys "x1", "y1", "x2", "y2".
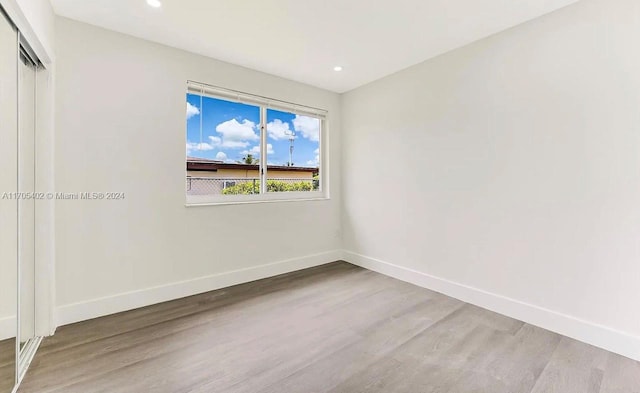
[{"x1": 186, "y1": 94, "x2": 320, "y2": 167}]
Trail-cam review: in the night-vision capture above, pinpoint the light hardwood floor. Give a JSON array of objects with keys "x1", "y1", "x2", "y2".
[
  {"x1": 0, "y1": 338, "x2": 15, "y2": 393},
  {"x1": 17, "y1": 262, "x2": 640, "y2": 392}
]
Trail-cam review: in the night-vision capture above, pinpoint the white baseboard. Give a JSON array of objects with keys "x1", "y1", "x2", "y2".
[
  {"x1": 56, "y1": 250, "x2": 342, "y2": 327},
  {"x1": 343, "y1": 250, "x2": 640, "y2": 362},
  {"x1": 0, "y1": 315, "x2": 16, "y2": 341}
]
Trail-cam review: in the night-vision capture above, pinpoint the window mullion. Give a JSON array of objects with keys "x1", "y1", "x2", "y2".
[{"x1": 259, "y1": 106, "x2": 267, "y2": 194}]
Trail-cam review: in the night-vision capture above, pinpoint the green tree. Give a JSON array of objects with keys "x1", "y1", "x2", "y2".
[{"x1": 240, "y1": 154, "x2": 259, "y2": 164}]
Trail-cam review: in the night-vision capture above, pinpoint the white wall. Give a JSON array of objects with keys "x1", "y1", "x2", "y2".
[
  {"x1": 342, "y1": 0, "x2": 640, "y2": 359},
  {"x1": 54, "y1": 18, "x2": 342, "y2": 325}
]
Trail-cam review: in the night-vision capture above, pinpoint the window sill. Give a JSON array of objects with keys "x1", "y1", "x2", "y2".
[{"x1": 185, "y1": 194, "x2": 329, "y2": 207}]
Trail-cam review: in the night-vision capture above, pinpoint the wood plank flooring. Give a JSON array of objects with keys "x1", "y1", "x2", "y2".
[
  {"x1": 17, "y1": 262, "x2": 640, "y2": 393},
  {"x1": 0, "y1": 338, "x2": 15, "y2": 393}
]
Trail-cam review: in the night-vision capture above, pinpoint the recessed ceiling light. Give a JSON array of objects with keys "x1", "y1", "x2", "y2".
[
  {"x1": 147, "y1": 0, "x2": 162, "y2": 8},
  {"x1": 333, "y1": 66, "x2": 343, "y2": 72}
]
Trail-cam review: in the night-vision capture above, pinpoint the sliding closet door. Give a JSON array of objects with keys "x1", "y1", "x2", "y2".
[
  {"x1": 0, "y1": 8, "x2": 18, "y2": 393},
  {"x1": 18, "y1": 50, "x2": 36, "y2": 349}
]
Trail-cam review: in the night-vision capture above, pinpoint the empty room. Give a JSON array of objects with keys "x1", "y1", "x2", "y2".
[{"x1": 1, "y1": 0, "x2": 639, "y2": 392}]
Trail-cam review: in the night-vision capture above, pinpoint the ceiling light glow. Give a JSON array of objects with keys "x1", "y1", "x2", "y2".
[
  {"x1": 147, "y1": 0, "x2": 162, "y2": 8},
  {"x1": 333, "y1": 66, "x2": 343, "y2": 72}
]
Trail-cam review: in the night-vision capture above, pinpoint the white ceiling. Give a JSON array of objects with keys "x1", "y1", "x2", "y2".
[{"x1": 50, "y1": 0, "x2": 579, "y2": 93}]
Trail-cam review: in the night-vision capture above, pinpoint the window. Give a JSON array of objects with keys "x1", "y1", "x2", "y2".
[
  {"x1": 185, "y1": 81, "x2": 326, "y2": 205},
  {"x1": 265, "y1": 109, "x2": 320, "y2": 193}
]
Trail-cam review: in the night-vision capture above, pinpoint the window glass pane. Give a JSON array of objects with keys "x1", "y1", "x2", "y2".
[
  {"x1": 186, "y1": 94, "x2": 261, "y2": 196},
  {"x1": 265, "y1": 109, "x2": 320, "y2": 193}
]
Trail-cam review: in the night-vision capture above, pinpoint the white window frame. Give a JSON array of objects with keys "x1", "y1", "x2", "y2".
[{"x1": 185, "y1": 81, "x2": 328, "y2": 206}]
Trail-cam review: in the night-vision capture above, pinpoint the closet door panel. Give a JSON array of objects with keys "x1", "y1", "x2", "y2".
[
  {"x1": 0, "y1": 8, "x2": 18, "y2": 393},
  {"x1": 18, "y1": 54, "x2": 36, "y2": 348}
]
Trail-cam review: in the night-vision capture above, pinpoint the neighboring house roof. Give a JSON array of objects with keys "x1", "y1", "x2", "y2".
[
  {"x1": 186, "y1": 156, "x2": 223, "y2": 163},
  {"x1": 187, "y1": 158, "x2": 318, "y2": 173}
]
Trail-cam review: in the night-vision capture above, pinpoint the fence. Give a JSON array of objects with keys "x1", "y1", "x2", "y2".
[{"x1": 186, "y1": 177, "x2": 315, "y2": 195}]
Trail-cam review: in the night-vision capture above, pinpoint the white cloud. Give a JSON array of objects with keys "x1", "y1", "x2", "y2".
[
  {"x1": 221, "y1": 140, "x2": 251, "y2": 149},
  {"x1": 267, "y1": 119, "x2": 293, "y2": 141},
  {"x1": 215, "y1": 151, "x2": 227, "y2": 161},
  {"x1": 306, "y1": 148, "x2": 320, "y2": 166},
  {"x1": 293, "y1": 115, "x2": 320, "y2": 142},
  {"x1": 241, "y1": 144, "x2": 274, "y2": 156},
  {"x1": 186, "y1": 102, "x2": 200, "y2": 119},
  {"x1": 215, "y1": 119, "x2": 259, "y2": 148},
  {"x1": 242, "y1": 146, "x2": 260, "y2": 156},
  {"x1": 186, "y1": 141, "x2": 214, "y2": 153},
  {"x1": 208, "y1": 136, "x2": 222, "y2": 147}
]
